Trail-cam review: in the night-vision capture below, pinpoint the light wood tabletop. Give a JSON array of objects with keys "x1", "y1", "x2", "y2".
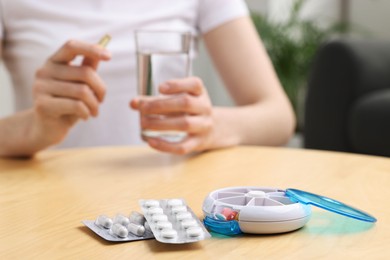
[{"x1": 0, "y1": 145, "x2": 389, "y2": 259}]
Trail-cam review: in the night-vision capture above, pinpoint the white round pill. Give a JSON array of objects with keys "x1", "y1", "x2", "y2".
[
  {"x1": 167, "y1": 199, "x2": 183, "y2": 208},
  {"x1": 113, "y1": 214, "x2": 130, "y2": 226},
  {"x1": 144, "y1": 200, "x2": 160, "y2": 208},
  {"x1": 129, "y1": 211, "x2": 145, "y2": 225},
  {"x1": 180, "y1": 219, "x2": 198, "y2": 229},
  {"x1": 247, "y1": 190, "x2": 266, "y2": 198},
  {"x1": 186, "y1": 226, "x2": 203, "y2": 238},
  {"x1": 127, "y1": 222, "x2": 146, "y2": 236},
  {"x1": 170, "y1": 205, "x2": 187, "y2": 215},
  {"x1": 161, "y1": 228, "x2": 177, "y2": 239},
  {"x1": 151, "y1": 214, "x2": 168, "y2": 223},
  {"x1": 156, "y1": 221, "x2": 173, "y2": 230},
  {"x1": 176, "y1": 212, "x2": 192, "y2": 221},
  {"x1": 110, "y1": 223, "x2": 128, "y2": 238},
  {"x1": 147, "y1": 207, "x2": 164, "y2": 216},
  {"x1": 95, "y1": 215, "x2": 113, "y2": 229}
]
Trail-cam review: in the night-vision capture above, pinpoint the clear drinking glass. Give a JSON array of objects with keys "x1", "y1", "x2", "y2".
[{"x1": 135, "y1": 30, "x2": 192, "y2": 143}]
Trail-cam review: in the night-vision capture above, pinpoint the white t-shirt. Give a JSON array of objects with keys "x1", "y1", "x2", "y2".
[{"x1": 0, "y1": 0, "x2": 248, "y2": 148}]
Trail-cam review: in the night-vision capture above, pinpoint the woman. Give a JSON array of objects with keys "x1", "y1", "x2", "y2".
[{"x1": 0, "y1": 0, "x2": 295, "y2": 157}]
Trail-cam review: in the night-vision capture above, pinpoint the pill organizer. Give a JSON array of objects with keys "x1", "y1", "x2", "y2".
[
  {"x1": 202, "y1": 186, "x2": 377, "y2": 235},
  {"x1": 139, "y1": 198, "x2": 211, "y2": 244},
  {"x1": 83, "y1": 211, "x2": 154, "y2": 242}
]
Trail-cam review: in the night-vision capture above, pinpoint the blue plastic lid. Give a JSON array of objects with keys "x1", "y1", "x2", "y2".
[
  {"x1": 285, "y1": 188, "x2": 377, "y2": 222},
  {"x1": 203, "y1": 216, "x2": 242, "y2": 235}
]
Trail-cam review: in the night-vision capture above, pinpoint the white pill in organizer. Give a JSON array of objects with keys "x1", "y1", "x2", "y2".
[
  {"x1": 139, "y1": 198, "x2": 211, "y2": 244},
  {"x1": 82, "y1": 211, "x2": 154, "y2": 242}
]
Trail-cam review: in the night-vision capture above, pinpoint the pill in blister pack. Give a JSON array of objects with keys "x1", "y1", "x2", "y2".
[
  {"x1": 139, "y1": 198, "x2": 211, "y2": 244},
  {"x1": 82, "y1": 211, "x2": 154, "y2": 242}
]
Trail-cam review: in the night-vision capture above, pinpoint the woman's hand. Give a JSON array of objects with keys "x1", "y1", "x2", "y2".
[
  {"x1": 32, "y1": 40, "x2": 111, "y2": 146},
  {"x1": 130, "y1": 77, "x2": 216, "y2": 155}
]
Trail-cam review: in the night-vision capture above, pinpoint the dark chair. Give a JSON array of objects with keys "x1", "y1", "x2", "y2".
[{"x1": 304, "y1": 38, "x2": 390, "y2": 157}]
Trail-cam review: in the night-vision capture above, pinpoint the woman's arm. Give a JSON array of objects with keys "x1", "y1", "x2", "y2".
[
  {"x1": 0, "y1": 40, "x2": 111, "y2": 158},
  {"x1": 203, "y1": 16, "x2": 296, "y2": 147}
]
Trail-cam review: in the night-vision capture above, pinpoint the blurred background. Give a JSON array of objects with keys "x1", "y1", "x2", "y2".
[{"x1": 1, "y1": 0, "x2": 389, "y2": 149}]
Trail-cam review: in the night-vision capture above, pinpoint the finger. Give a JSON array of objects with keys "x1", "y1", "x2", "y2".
[
  {"x1": 43, "y1": 63, "x2": 106, "y2": 102},
  {"x1": 130, "y1": 96, "x2": 163, "y2": 110},
  {"x1": 147, "y1": 137, "x2": 201, "y2": 155},
  {"x1": 159, "y1": 77, "x2": 204, "y2": 96},
  {"x1": 50, "y1": 40, "x2": 111, "y2": 64},
  {"x1": 35, "y1": 95, "x2": 90, "y2": 120},
  {"x1": 139, "y1": 94, "x2": 211, "y2": 115},
  {"x1": 34, "y1": 79, "x2": 100, "y2": 117},
  {"x1": 82, "y1": 57, "x2": 99, "y2": 70},
  {"x1": 129, "y1": 97, "x2": 141, "y2": 110},
  {"x1": 141, "y1": 115, "x2": 212, "y2": 134}
]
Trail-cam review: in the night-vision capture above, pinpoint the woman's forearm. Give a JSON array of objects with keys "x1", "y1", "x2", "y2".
[
  {"x1": 0, "y1": 109, "x2": 47, "y2": 158},
  {"x1": 210, "y1": 99, "x2": 296, "y2": 149}
]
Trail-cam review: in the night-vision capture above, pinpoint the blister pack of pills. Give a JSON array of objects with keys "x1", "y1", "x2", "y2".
[
  {"x1": 82, "y1": 211, "x2": 154, "y2": 242},
  {"x1": 139, "y1": 198, "x2": 211, "y2": 244}
]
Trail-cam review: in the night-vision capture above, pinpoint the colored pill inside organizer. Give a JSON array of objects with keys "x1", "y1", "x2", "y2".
[
  {"x1": 226, "y1": 211, "x2": 239, "y2": 220},
  {"x1": 221, "y1": 208, "x2": 233, "y2": 216},
  {"x1": 215, "y1": 213, "x2": 227, "y2": 221},
  {"x1": 144, "y1": 200, "x2": 160, "y2": 208},
  {"x1": 127, "y1": 222, "x2": 146, "y2": 236},
  {"x1": 110, "y1": 223, "x2": 129, "y2": 238},
  {"x1": 95, "y1": 215, "x2": 113, "y2": 229},
  {"x1": 167, "y1": 199, "x2": 183, "y2": 208},
  {"x1": 171, "y1": 205, "x2": 187, "y2": 214},
  {"x1": 113, "y1": 214, "x2": 130, "y2": 226},
  {"x1": 221, "y1": 208, "x2": 239, "y2": 221},
  {"x1": 147, "y1": 207, "x2": 164, "y2": 216},
  {"x1": 129, "y1": 211, "x2": 146, "y2": 225}
]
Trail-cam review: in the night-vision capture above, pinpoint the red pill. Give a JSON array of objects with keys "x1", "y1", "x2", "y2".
[{"x1": 226, "y1": 211, "x2": 239, "y2": 220}]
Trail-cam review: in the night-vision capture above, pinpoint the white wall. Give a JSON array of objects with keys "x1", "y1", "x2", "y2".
[
  {"x1": 350, "y1": 0, "x2": 390, "y2": 40},
  {"x1": 267, "y1": 0, "x2": 339, "y2": 26}
]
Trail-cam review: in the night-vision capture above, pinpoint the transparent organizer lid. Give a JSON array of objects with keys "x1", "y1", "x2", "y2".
[{"x1": 285, "y1": 189, "x2": 377, "y2": 222}]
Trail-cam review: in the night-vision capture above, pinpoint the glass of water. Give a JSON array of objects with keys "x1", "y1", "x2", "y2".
[{"x1": 135, "y1": 30, "x2": 192, "y2": 143}]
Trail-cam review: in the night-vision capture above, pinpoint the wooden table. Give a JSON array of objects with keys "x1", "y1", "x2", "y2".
[{"x1": 1, "y1": 146, "x2": 389, "y2": 259}]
